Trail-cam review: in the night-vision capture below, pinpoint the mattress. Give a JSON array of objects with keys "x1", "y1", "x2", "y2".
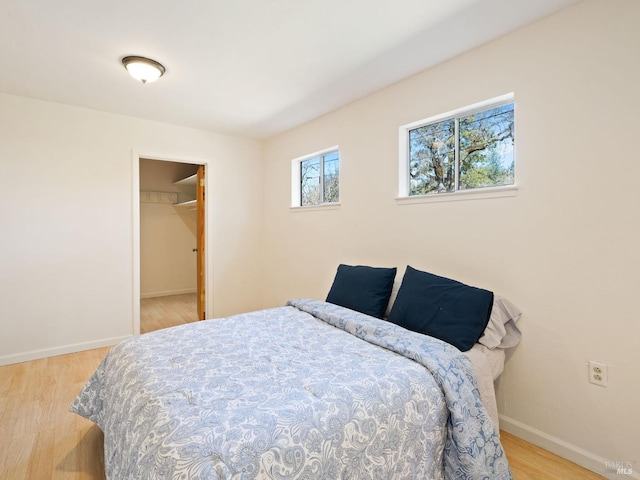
[
  {"x1": 70, "y1": 299, "x2": 512, "y2": 479},
  {"x1": 463, "y1": 344, "x2": 505, "y2": 431}
]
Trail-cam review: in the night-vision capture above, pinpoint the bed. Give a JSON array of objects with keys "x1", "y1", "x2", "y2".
[{"x1": 71, "y1": 265, "x2": 521, "y2": 480}]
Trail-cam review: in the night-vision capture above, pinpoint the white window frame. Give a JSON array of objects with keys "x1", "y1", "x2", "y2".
[
  {"x1": 291, "y1": 145, "x2": 340, "y2": 210},
  {"x1": 397, "y1": 93, "x2": 517, "y2": 204}
]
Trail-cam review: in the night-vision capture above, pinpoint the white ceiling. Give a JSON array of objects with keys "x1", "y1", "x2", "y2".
[{"x1": 0, "y1": 0, "x2": 579, "y2": 139}]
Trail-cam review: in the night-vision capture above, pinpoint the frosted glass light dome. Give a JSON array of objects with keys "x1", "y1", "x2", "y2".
[{"x1": 122, "y1": 56, "x2": 165, "y2": 84}]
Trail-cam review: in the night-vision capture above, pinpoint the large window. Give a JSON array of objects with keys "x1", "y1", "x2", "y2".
[
  {"x1": 400, "y1": 95, "x2": 515, "y2": 198},
  {"x1": 292, "y1": 148, "x2": 340, "y2": 207}
]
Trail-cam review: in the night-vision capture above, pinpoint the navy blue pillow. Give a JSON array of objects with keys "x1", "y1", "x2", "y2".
[
  {"x1": 387, "y1": 266, "x2": 493, "y2": 351},
  {"x1": 326, "y1": 264, "x2": 397, "y2": 319}
]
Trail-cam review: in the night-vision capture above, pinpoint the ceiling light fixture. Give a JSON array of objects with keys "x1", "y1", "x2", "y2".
[{"x1": 122, "y1": 56, "x2": 166, "y2": 84}]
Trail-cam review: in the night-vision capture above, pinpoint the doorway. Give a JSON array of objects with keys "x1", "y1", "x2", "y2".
[{"x1": 133, "y1": 155, "x2": 208, "y2": 335}]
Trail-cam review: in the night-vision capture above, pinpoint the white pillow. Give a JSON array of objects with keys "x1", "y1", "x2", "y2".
[{"x1": 478, "y1": 296, "x2": 522, "y2": 350}]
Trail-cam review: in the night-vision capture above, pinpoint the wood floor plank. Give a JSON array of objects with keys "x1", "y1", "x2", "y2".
[
  {"x1": 1, "y1": 432, "x2": 38, "y2": 480},
  {"x1": 501, "y1": 430, "x2": 605, "y2": 479},
  {"x1": 140, "y1": 292, "x2": 198, "y2": 333},
  {"x1": 52, "y1": 426, "x2": 105, "y2": 480},
  {"x1": 26, "y1": 430, "x2": 55, "y2": 480}
]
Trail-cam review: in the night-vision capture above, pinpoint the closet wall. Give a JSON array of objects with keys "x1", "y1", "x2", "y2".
[{"x1": 139, "y1": 159, "x2": 199, "y2": 298}]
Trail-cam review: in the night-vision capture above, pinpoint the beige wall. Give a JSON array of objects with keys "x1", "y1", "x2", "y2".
[
  {"x1": 0, "y1": 93, "x2": 263, "y2": 364},
  {"x1": 140, "y1": 202, "x2": 197, "y2": 298},
  {"x1": 262, "y1": 0, "x2": 639, "y2": 473}
]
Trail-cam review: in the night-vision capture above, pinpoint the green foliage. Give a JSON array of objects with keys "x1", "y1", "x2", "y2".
[
  {"x1": 409, "y1": 119, "x2": 455, "y2": 194},
  {"x1": 409, "y1": 103, "x2": 514, "y2": 195}
]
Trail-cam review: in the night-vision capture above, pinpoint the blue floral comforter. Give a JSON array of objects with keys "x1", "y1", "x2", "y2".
[{"x1": 70, "y1": 299, "x2": 511, "y2": 479}]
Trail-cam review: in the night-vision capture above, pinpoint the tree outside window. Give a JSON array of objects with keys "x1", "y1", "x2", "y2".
[
  {"x1": 408, "y1": 103, "x2": 514, "y2": 196},
  {"x1": 300, "y1": 151, "x2": 339, "y2": 206}
]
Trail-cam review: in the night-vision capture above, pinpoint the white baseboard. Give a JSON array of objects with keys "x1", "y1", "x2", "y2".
[
  {"x1": 499, "y1": 415, "x2": 640, "y2": 480},
  {"x1": 0, "y1": 335, "x2": 132, "y2": 366},
  {"x1": 140, "y1": 288, "x2": 196, "y2": 299}
]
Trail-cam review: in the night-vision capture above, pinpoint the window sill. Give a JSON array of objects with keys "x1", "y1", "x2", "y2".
[
  {"x1": 395, "y1": 185, "x2": 518, "y2": 205},
  {"x1": 290, "y1": 203, "x2": 341, "y2": 212}
]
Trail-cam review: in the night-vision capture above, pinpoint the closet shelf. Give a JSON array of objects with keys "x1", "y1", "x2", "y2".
[
  {"x1": 173, "y1": 174, "x2": 197, "y2": 187},
  {"x1": 174, "y1": 199, "x2": 197, "y2": 209},
  {"x1": 172, "y1": 172, "x2": 198, "y2": 210}
]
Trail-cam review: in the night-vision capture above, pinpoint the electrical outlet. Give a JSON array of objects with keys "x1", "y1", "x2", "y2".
[{"x1": 589, "y1": 361, "x2": 608, "y2": 387}]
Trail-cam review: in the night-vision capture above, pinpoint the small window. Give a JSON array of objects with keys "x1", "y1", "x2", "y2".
[
  {"x1": 292, "y1": 147, "x2": 340, "y2": 207},
  {"x1": 400, "y1": 95, "x2": 514, "y2": 198}
]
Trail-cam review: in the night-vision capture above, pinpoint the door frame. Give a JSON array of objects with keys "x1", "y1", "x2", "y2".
[{"x1": 132, "y1": 151, "x2": 211, "y2": 335}]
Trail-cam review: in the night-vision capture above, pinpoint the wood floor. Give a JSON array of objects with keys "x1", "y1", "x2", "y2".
[
  {"x1": 140, "y1": 292, "x2": 198, "y2": 333},
  {"x1": 501, "y1": 431, "x2": 605, "y2": 479},
  {"x1": 0, "y1": 294, "x2": 606, "y2": 479}
]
